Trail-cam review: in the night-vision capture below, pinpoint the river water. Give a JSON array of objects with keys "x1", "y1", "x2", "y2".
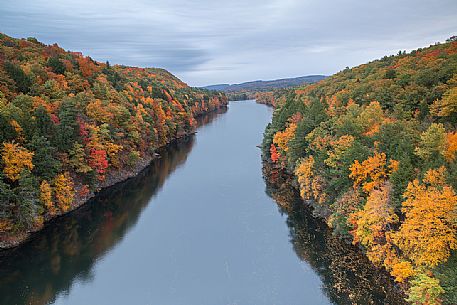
[{"x1": 0, "y1": 100, "x2": 404, "y2": 305}]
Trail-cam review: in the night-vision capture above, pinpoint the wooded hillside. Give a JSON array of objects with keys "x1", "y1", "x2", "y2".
[
  {"x1": 263, "y1": 37, "x2": 457, "y2": 305},
  {"x1": 0, "y1": 33, "x2": 227, "y2": 246}
]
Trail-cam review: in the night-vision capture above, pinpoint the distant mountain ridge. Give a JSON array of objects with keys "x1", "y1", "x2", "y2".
[{"x1": 204, "y1": 75, "x2": 327, "y2": 92}]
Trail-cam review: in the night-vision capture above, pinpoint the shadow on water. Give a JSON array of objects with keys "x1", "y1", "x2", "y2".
[
  {"x1": 0, "y1": 108, "x2": 227, "y2": 305},
  {"x1": 262, "y1": 162, "x2": 407, "y2": 305}
]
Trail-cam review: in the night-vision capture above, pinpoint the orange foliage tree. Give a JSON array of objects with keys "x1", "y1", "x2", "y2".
[
  {"x1": 270, "y1": 144, "x2": 279, "y2": 163},
  {"x1": 444, "y1": 132, "x2": 457, "y2": 162},
  {"x1": 273, "y1": 122, "x2": 297, "y2": 152},
  {"x1": 349, "y1": 152, "x2": 399, "y2": 192}
]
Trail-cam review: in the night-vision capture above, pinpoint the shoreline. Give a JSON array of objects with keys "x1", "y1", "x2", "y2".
[
  {"x1": 0, "y1": 105, "x2": 228, "y2": 250},
  {"x1": 261, "y1": 161, "x2": 408, "y2": 302}
]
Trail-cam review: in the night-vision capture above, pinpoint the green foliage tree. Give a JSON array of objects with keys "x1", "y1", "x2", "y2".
[
  {"x1": 407, "y1": 274, "x2": 444, "y2": 305},
  {"x1": 4, "y1": 61, "x2": 32, "y2": 94},
  {"x1": 46, "y1": 56, "x2": 66, "y2": 75},
  {"x1": 55, "y1": 97, "x2": 80, "y2": 152},
  {"x1": 14, "y1": 170, "x2": 39, "y2": 230},
  {"x1": 68, "y1": 143, "x2": 92, "y2": 174},
  {"x1": 385, "y1": 69, "x2": 397, "y2": 79},
  {"x1": 0, "y1": 174, "x2": 15, "y2": 231},
  {"x1": 27, "y1": 135, "x2": 61, "y2": 181},
  {"x1": 415, "y1": 123, "x2": 446, "y2": 168}
]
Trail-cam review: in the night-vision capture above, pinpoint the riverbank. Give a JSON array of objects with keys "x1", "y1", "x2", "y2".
[
  {"x1": 261, "y1": 160, "x2": 407, "y2": 304},
  {"x1": 261, "y1": 40, "x2": 457, "y2": 304},
  {"x1": 0, "y1": 155, "x2": 154, "y2": 249},
  {"x1": 0, "y1": 105, "x2": 228, "y2": 250}
]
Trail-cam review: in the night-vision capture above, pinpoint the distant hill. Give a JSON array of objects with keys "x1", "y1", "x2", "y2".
[
  {"x1": 204, "y1": 84, "x2": 231, "y2": 91},
  {"x1": 204, "y1": 75, "x2": 327, "y2": 92}
]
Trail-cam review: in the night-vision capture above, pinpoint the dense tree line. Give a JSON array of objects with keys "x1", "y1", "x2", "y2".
[
  {"x1": 0, "y1": 33, "x2": 227, "y2": 245},
  {"x1": 263, "y1": 38, "x2": 457, "y2": 304}
]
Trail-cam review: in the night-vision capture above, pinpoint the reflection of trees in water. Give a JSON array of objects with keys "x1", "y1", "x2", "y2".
[
  {"x1": 262, "y1": 163, "x2": 407, "y2": 305},
  {"x1": 195, "y1": 106, "x2": 228, "y2": 127},
  {"x1": 0, "y1": 109, "x2": 226, "y2": 305}
]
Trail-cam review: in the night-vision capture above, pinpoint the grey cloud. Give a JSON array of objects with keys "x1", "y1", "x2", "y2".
[{"x1": 1, "y1": 0, "x2": 456, "y2": 86}]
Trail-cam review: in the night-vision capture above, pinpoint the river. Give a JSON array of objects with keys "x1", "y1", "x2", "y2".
[{"x1": 0, "y1": 100, "x2": 404, "y2": 305}]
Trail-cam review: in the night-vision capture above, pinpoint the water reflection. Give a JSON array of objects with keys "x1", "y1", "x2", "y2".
[
  {"x1": 0, "y1": 108, "x2": 227, "y2": 305},
  {"x1": 262, "y1": 162, "x2": 407, "y2": 305}
]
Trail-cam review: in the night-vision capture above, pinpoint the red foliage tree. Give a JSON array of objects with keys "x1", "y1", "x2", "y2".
[
  {"x1": 270, "y1": 144, "x2": 279, "y2": 163},
  {"x1": 89, "y1": 149, "x2": 109, "y2": 181}
]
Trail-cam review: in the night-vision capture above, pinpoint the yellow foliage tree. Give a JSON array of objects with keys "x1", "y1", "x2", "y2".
[
  {"x1": 430, "y1": 85, "x2": 457, "y2": 117},
  {"x1": 10, "y1": 120, "x2": 24, "y2": 142},
  {"x1": 40, "y1": 180, "x2": 56, "y2": 216},
  {"x1": 295, "y1": 156, "x2": 315, "y2": 200},
  {"x1": 357, "y1": 101, "x2": 386, "y2": 136},
  {"x1": 392, "y1": 167, "x2": 457, "y2": 267},
  {"x1": 351, "y1": 182, "x2": 398, "y2": 248},
  {"x1": 2, "y1": 142, "x2": 34, "y2": 181},
  {"x1": 53, "y1": 173, "x2": 75, "y2": 213},
  {"x1": 325, "y1": 135, "x2": 355, "y2": 168},
  {"x1": 86, "y1": 99, "x2": 114, "y2": 124},
  {"x1": 390, "y1": 260, "x2": 415, "y2": 283},
  {"x1": 105, "y1": 141, "x2": 123, "y2": 168},
  {"x1": 295, "y1": 155, "x2": 327, "y2": 205}
]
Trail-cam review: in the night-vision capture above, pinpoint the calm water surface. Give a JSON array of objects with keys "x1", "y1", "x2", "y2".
[{"x1": 0, "y1": 101, "x2": 403, "y2": 305}]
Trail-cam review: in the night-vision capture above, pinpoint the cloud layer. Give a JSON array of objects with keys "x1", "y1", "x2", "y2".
[{"x1": 1, "y1": 0, "x2": 456, "y2": 86}]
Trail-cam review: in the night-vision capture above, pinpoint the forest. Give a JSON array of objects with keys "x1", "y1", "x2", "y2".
[
  {"x1": 0, "y1": 33, "x2": 227, "y2": 247},
  {"x1": 263, "y1": 37, "x2": 457, "y2": 305}
]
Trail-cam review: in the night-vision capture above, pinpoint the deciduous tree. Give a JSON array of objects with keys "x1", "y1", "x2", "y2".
[
  {"x1": 2, "y1": 142, "x2": 34, "y2": 181},
  {"x1": 393, "y1": 167, "x2": 457, "y2": 267},
  {"x1": 53, "y1": 173, "x2": 74, "y2": 212}
]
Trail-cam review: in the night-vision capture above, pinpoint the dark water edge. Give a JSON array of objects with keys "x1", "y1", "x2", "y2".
[{"x1": 262, "y1": 161, "x2": 407, "y2": 305}]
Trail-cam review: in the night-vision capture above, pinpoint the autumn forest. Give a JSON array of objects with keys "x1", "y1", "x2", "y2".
[
  {"x1": 263, "y1": 37, "x2": 457, "y2": 304},
  {"x1": 0, "y1": 33, "x2": 227, "y2": 247},
  {"x1": 0, "y1": 27, "x2": 457, "y2": 305}
]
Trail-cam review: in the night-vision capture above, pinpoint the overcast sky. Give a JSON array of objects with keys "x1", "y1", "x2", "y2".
[{"x1": 1, "y1": 0, "x2": 457, "y2": 86}]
